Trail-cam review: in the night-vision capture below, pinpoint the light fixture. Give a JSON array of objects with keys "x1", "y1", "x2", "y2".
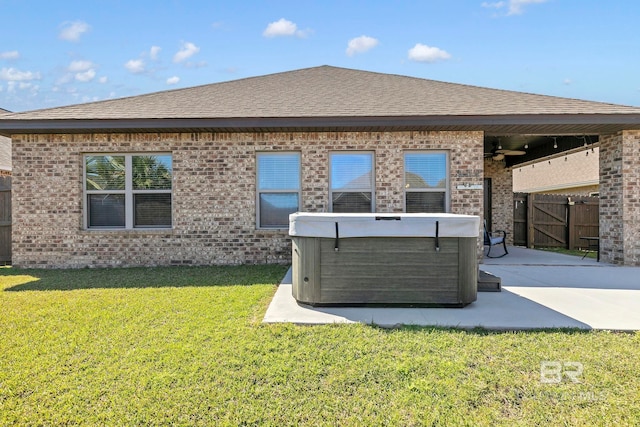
[
  {"x1": 524, "y1": 144, "x2": 529, "y2": 150},
  {"x1": 553, "y1": 137, "x2": 558, "y2": 149}
]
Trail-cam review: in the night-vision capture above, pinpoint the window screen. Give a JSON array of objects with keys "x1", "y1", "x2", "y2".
[
  {"x1": 257, "y1": 152, "x2": 300, "y2": 228},
  {"x1": 404, "y1": 152, "x2": 448, "y2": 213},
  {"x1": 330, "y1": 152, "x2": 374, "y2": 212},
  {"x1": 85, "y1": 154, "x2": 172, "y2": 229}
]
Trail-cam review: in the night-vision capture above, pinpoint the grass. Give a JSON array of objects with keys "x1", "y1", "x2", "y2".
[
  {"x1": 537, "y1": 246, "x2": 597, "y2": 259},
  {"x1": 1, "y1": 266, "x2": 639, "y2": 426}
]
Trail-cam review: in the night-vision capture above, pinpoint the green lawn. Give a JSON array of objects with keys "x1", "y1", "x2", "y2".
[
  {"x1": 1, "y1": 266, "x2": 638, "y2": 426},
  {"x1": 537, "y1": 247, "x2": 598, "y2": 259}
]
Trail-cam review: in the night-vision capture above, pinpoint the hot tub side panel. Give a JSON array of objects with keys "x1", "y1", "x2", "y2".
[
  {"x1": 292, "y1": 237, "x2": 321, "y2": 304},
  {"x1": 292, "y1": 236, "x2": 477, "y2": 306},
  {"x1": 457, "y1": 237, "x2": 478, "y2": 303}
]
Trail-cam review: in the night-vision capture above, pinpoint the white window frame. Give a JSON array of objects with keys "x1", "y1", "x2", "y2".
[
  {"x1": 83, "y1": 153, "x2": 173, "y2": 230},
  {"x1": 403, "y1": 151, "x2": 450, "y2": 213},
  {"x1": 329, "y1": 151, "x2": 375, "y2": 213},
  {"x1": 256, "y1": 151, "x2": 301, "y2": 229}
]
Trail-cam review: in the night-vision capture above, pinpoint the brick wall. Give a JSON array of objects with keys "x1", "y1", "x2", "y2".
[
  {"x1": 483, "y1": 158, "x2": 513, "y2": 244},
  {"x1": 11, "y1": 131, "x2": 484, "y2": 268},
  {"x1": 599, "y1": 131, "x2": 640, "y2": 265}
]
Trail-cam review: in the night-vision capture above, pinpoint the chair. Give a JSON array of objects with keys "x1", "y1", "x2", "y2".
[{"x1": 483, "y1": 221, "x2": 508, "y2": 258}]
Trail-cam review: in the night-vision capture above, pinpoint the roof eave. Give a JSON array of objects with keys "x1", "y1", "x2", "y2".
[{"x1": 1, "y1": 114, "x2": 640, "y2": 136}]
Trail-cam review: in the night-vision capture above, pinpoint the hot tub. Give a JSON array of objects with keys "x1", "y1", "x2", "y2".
[{"x1": 289, "y1": 212, "x2": 480, "y2": 307}]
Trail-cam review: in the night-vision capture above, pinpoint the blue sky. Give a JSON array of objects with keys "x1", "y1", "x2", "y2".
[{"x1": 2, "y1": 0, "x2": 639, "y2": 112}]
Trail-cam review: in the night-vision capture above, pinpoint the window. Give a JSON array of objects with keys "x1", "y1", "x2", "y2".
[
  {"x1": 404, "y1": 152, "x2": 449, "y2": 213},
  {"x1": 84, "y1": 154, "x2": 172, "y2": 229},
  {"x1": 330, "y1": 152, "x2": 374, "y2": 212},
  {"x1": 256, "y1": 152, "x2": 300, "y2": 228}
]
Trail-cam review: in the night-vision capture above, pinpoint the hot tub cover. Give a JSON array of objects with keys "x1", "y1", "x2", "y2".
[{"x1": 289, "y1": 213, "x2": 480, "y2": 238}]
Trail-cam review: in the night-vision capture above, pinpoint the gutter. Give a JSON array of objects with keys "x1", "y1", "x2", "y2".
[{"x1": 1, "y1": 114, "x2": 640, "y2": 137}]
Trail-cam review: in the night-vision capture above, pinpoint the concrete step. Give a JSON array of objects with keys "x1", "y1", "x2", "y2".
[{"x1": 478, "y1": 270, "x2": 501, "y2": 292}]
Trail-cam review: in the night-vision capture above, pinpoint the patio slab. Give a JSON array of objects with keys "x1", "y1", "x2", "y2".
[{"x1": 263, "y1": 247, "x2": 640, "y2": 330}]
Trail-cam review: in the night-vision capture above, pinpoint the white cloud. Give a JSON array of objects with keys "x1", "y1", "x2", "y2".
[
  {"x1": 6, "y1": 81, "x2": 38, "y2": 94},
  {"x1": 59, "y1": 21, "x2": 91, "y2": 42},
  {"x1": 263, "y1": 18, "x2": 310, "y2": 38},
  {"x1": 173, "y1": 42, "x2": 200, "y2": 63},
  {"x1": 68, "y1": 60, "x2": 94, "y2": 72},
  {"x1": 0, "y1": 51, "x2": 20, "y2": 60},
  {"x1": 99, "y1": 76, "x2": 108, "y2": 84},
  {"x1": 407, "y1": 43, "x2": 451, "y2": 63},
  {"x1": 0, "y1": 67, "x2": 41, "y2": 81},
  {"x1": 563, "y1": 78, "x2": 572, "y2": 85},
  {"x1": 508, "y1": 0, "x2": 548, "y2": 15},
  {"x1": 481, "y1": 1, "x2": 506, "y2": 9},
  {"x1": 75, "y1": 69, "x2": 96, "y2": 82},
  {"x1": 166, "y1": 76, "x2": 180, "y2": 85},
  {"x1": 482, "y1": 0, "x2": 548, "y2": 15},
  {"x1": 150, "y1": 46, "x2": 161, "y2": 60},
  {"x1": 67, "y1": 60, "x2": 96, "y2": 82},
  {"x1": 346, "y1": 36, "x2": 379, "y2": 56},
  {"x1": 124, "y1": 59, "x2": 145, "y2": 74}
]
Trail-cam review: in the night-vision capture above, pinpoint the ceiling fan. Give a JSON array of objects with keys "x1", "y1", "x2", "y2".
[{"x1": 485, "y1": 141, "x2": 526, "y2": 161}]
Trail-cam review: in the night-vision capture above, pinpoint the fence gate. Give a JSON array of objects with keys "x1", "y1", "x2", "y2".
[
  {"x1": 529, "y1": 194, "x2": 568, "y2": 247},
  {"x1": 0, "y1": 175, "x2": 10, "y2": 264},
  {"x1": 513, "y1": 193, "x2": 599, "y2": 249},
  {"x1": 513, "y1": 193, "x2": 527, "y2": 246}
]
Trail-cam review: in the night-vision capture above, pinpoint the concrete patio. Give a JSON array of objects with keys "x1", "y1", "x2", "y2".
[{"x1": 263, "y1": 246, "x2": 640, "y2": 330}]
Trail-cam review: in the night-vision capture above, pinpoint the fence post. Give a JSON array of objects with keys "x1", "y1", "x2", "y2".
[
  {"x1": 527, "y1": 193, "x2": 535, "y2": 248},
  {"x1": 567, "y1": 197, "x2": 576, "y2": 250}
]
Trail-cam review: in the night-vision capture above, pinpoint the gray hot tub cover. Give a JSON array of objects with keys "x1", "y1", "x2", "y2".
[{"x1": 289, "y1": 213, "x2": 480, "y2": 238}]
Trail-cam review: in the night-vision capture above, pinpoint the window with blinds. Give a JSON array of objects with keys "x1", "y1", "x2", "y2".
[
  {"x1": 330, "y1": 152, "x2": 374, "y2": 213},
  {"x1": 256, "y1": 152, "x2": 300, "y2": 228},
  {"x1": 84, "y1": 154, "x2": 172, "y2": 229},
  {"x1": 404, "y1": 152, "x2": 449, "y2": 213}
]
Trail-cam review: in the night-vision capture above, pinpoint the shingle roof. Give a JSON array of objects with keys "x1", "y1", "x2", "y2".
[
  {"x1": 6, "y1": 65, "x2": 640, "y2": 120},
  {"x1": 1, "y1": 65, "x2": 640, "y2": 135},
  {"x1": 0, "y1": 109, "x2": 10, "y2": 171}
]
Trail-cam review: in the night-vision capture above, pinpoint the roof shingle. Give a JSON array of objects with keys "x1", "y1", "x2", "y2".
[{"x1": 4, "y1": 65, "x2": 640, "y2": 121}]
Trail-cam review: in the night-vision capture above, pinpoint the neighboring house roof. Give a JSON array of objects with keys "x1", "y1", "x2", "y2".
[
  {"x1": 0, "y1": 134, "x2": 10, "y2": 172},
  {"x1": 1, "y1": 66, "x2": 640, "y2": 136},
  {"x1": 0, "y1": 108, "x2": 10, "y2": 171},
  {"x1": 513, "y1": 147, "x2": 599, "y2": 194}
]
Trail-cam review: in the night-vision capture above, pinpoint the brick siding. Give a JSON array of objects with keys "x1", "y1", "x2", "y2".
[
  {"x1": 11, "y1": 131, "x2": 484, "y2": 268},
  {"x1": 483, "y1": 158, "x2": 513, "y2": 244},
  {"x1": 599, "y1": 131, "x2": 640, "y2": 265}
]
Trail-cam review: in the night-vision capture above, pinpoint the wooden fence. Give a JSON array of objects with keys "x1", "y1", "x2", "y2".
[
  {"x1": 0, "y1": 175, "x2": 10, "y2": 264},
  {"x1": 513, "y1": 193, "x2": 599, "y2": 249}
]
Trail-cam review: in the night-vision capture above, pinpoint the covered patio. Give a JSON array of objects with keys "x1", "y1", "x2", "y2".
[
  {"x1": 483, "y1": 130, "x2": 640, "y2": 267},
  {"x1": 264, "y1": 246, "x2": 640, "y2": 330}
]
